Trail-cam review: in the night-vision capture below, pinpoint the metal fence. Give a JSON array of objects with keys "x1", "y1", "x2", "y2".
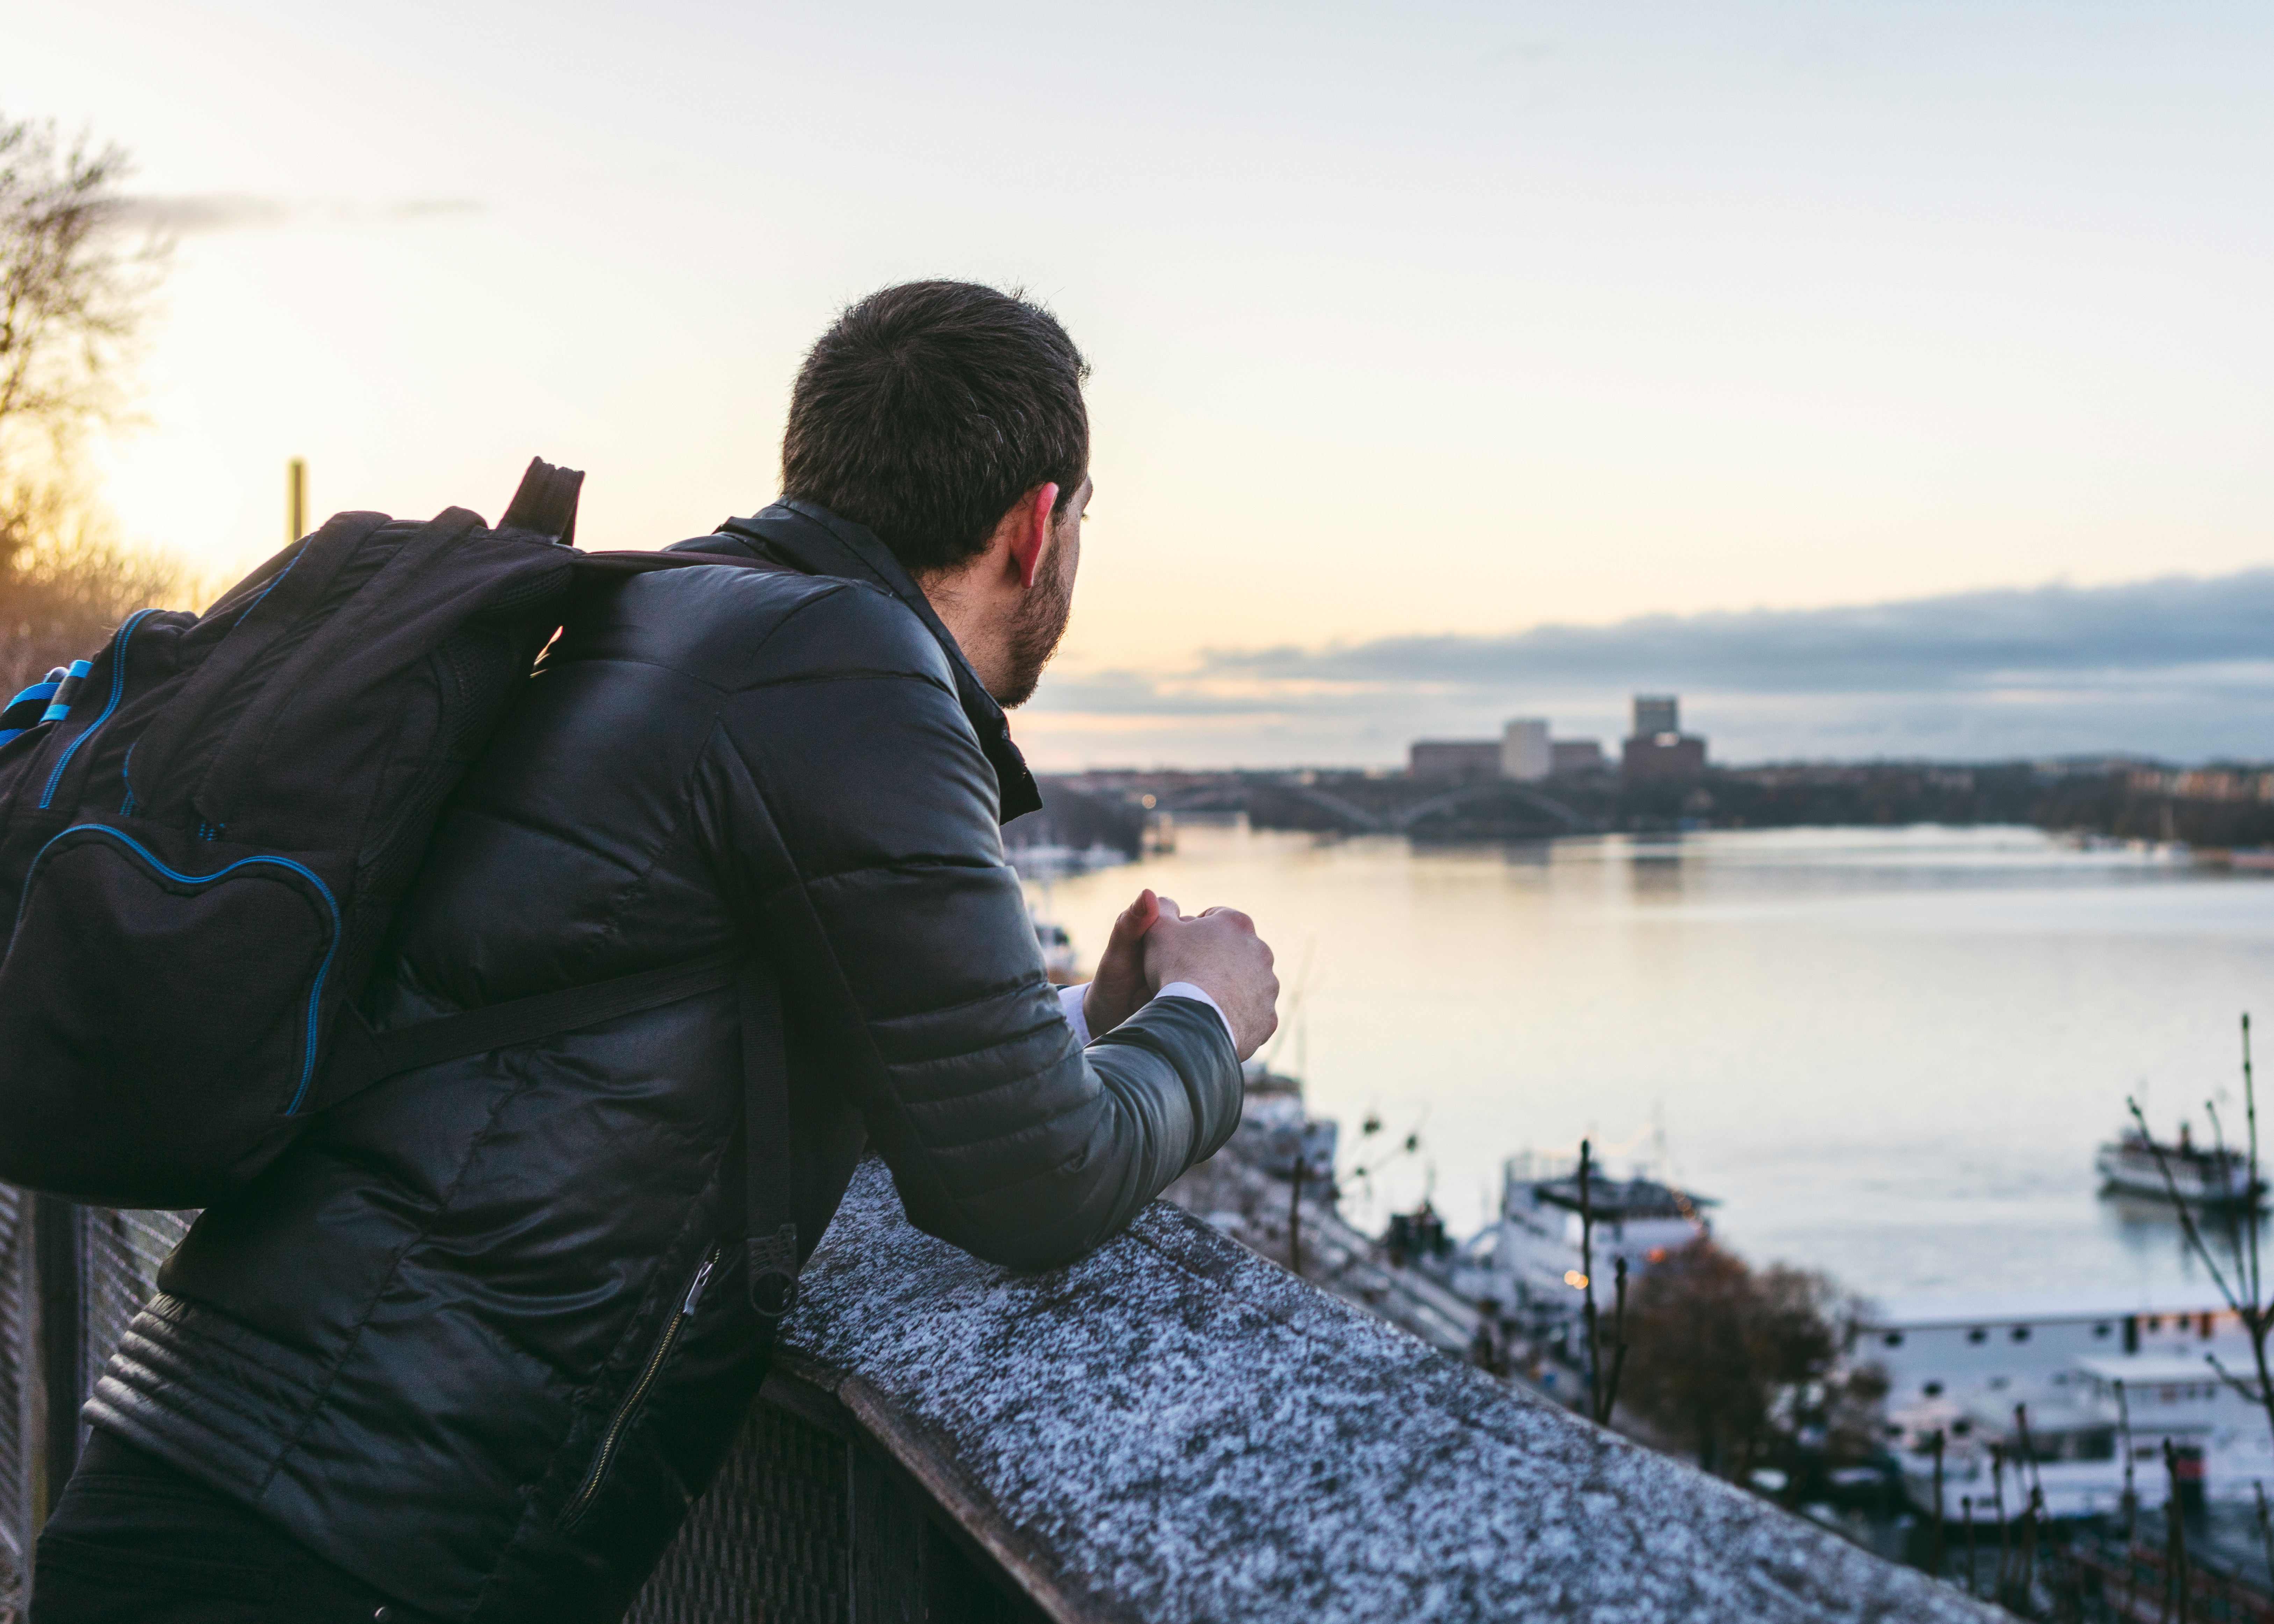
[
  {"x1": 0, "y1": 1197, "x2": 193, "y2": 1621},
  {"x1": 0, "y1": 1186, "x2": 27, "y2": 1597},
  {"x1": 0, "y1": 1174, "x2": 2006, "y2": 1624},
  {"x1": 77, "y1": 1209, "x2": 188, "y2": 1415},
  {"x1": 0, "y1": 1194, "x2": 1043, "y2": 1624}
]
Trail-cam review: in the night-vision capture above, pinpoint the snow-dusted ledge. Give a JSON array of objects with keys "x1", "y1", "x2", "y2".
[{"x1": 746, "y1": 1157, "x2": 2002, "y2": 1624}]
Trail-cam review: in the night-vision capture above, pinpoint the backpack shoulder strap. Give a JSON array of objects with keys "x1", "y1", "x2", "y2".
[
  {"x1": 499, "y1": 457, "x2": 584, "y2": 547},
  {"x1": 739, "y1": 960, "x2": 799, "y2": 1320},
  {"x1": 568, "y1": 549, "x2": 798, "y2": 578},
  {"x1": 317, "y1": 951, "x2": 744, "y2": 1105}
]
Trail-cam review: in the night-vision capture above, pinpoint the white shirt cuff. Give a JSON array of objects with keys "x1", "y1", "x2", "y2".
[
  {"x1": 1057, "y1": 981, "x2": 1093, "y2": 1047},
  {"x1": 1056, "y1": 980, "x2": 1237, "y2": 1050}
]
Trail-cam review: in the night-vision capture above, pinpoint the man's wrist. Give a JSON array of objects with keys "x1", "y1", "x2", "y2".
[{"x1": 1154, "y1": 981, "x2": 1236, "y2": 1049}]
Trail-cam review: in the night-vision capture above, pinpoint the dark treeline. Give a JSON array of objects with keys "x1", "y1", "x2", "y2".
[
  {"x1": 1027, "y1": 762, "x2": 2274, "y2": 850},
  {"x1": 1604, "y1": 761, "x2": 2274, "y2": 847}
]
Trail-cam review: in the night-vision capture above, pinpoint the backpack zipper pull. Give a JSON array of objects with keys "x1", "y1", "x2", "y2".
[{"x1": 681, "y1": 1249, "x2": 719, "y2": 1317}]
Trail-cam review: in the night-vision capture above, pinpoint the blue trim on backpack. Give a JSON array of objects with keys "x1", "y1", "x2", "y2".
[
  {"x1": 41, "y1": 659, "x2": 95, "y2": 723},
  {"x1": 41, "y1": 612, "x2": 158, "y2": 810},
  {"x1": 237, "y1": 541, "x2": 304, "y2": 625},
  {"x1": 7, "y1": 679, "x2": 59, "y2": 714},
  {"x1": 19, "y1": 823, "x2": 343, "y2": 1115}
]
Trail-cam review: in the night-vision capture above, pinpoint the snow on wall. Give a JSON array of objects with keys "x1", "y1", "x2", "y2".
[{"x1": 779, "y1": 1158, "x2": 2002, "y2": 1624}]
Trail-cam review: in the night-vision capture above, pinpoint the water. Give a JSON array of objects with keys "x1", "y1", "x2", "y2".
[{"x1": 1023, "y1": 821, "x2": 2274, "y2": 1304}]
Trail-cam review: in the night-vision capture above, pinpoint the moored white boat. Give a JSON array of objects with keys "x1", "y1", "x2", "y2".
[
  {"x1": 2095, "y1": 1125, "x2": 2260, "y2": 1207},
  {"x1": 1467, "y1": 1152, "x2": 1716, "y2": 1309}
]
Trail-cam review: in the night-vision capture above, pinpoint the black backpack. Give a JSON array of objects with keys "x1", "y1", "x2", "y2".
[{"x1": 0, "y1": 461, "x2": 805, "y2": 1312}]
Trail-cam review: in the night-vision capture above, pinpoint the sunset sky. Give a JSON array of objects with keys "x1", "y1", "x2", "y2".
[{"x1": 8, "y1": 1, "x2": 2272, "y2": 766}]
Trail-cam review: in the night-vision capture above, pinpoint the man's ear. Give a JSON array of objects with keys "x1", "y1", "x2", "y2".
[{"x1": 1008, "y1": 482, "x2": 1060, "y2": 589}]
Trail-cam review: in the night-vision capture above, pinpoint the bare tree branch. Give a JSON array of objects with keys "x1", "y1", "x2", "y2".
[
  {"x1": 0, "y1": 109, "x2": 179, "y2": 685},
  {"x1": 0, "y1": 111, "x2": 167, "y2": 475}
]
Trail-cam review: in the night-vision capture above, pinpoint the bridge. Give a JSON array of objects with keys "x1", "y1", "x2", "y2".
[{"x1": 1154, "y1": 775, "x2": 1596, "y2": 836}]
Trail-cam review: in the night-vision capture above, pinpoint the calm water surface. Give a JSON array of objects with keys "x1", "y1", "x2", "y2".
[{"x1": 1024, "y1": 822, "x2": 2274, "y2": 1302}]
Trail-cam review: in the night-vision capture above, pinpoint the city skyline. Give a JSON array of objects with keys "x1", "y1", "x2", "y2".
[{"x1": 1026, "y1": 566, "x2": 2274, "y2": 770}]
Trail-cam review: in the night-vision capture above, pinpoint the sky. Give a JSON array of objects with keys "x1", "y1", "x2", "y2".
[{"x1": 7, "y1": 1, "x2": 2272, "y2": 767}]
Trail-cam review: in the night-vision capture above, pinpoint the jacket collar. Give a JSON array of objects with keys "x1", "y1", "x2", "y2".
[{"x1": 697, "y1": 501, "x2": 1043, "y2": 824}]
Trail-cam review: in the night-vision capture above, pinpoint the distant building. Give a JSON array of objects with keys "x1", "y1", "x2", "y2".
[
  {"x1": 1633, "y1": 695, "x2": 1680, "y2": 738},
  {"x1": 1624, "y1": 736, "x2": 1706, "y2": 780},
  {"x1": 1550, "y1": 739, "x2": 1604, "y2": 775},
  {"x1": 1621, "y1": 693, "x2": 1708, "y2": 781},
  {"x1": 1499, "y1": 719, "x2": 1550, "y2": 782},
  {"x1": 1408, "y1": 739, "x2": 1503, "y2": 780},
  {"x1": 1412, "y1": 716, "x2": 1613, "y2": 781}
]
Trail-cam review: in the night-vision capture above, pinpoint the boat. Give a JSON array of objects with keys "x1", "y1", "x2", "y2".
[
  {"x1": 2095, "y1": 1124, "x2": 2260, "y2": 1207},
  {"x1": 1470, "y1": 1152, "x2": 1717, "y2": 1308},
  {"x1": 1033, "y1": 917, "x2": 1078, "y2": 984}
]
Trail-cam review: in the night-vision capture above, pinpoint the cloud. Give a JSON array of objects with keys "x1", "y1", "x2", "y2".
[
  {"x1": 1021, "y1": 569, "x2": 2274, "y2": 769},
  {"x1": 1197, "y1": 570, "x2": 2274, "y2": 697},
  {"x1": 113, "y1": 195, "x2": 484, "y2": 233}
]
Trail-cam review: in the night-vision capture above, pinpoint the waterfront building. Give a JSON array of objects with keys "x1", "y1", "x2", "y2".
[
  {"x1": 1621, "y1": 693, "x2": 1709, "y2": 781},
  {"x1": 1861, "y1": 1288, "x2": 2274, "y2": 1515},
  {"x1": 1409, "y1": 716, "x2": 1595, "y2": 781},
  {"x1": 1857, "y1": 1287, "x2": 2248, "y2": 1404},
  {"x1": 1500, "y1": 719, "x2": 1551, "y2": 782}
]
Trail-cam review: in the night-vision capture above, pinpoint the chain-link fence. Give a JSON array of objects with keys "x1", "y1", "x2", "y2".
[
  {"x1": 77, "y1": 1209, "x2": 190, "y2": 1414},
  {"x1": 0, "y1": 1195, "x2": 1040, "y2": 1624},
  {"x1": 0, "y1": 1198, "x2": 192, "y2": 1622}
]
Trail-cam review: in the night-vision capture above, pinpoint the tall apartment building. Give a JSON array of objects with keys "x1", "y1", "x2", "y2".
[
  {"x1": 1499, "y1": 719, "x2": 1551, "y2": 782},
  {"x1": 1633, "y1": 695, "x2": 1681, "y2": 739}
]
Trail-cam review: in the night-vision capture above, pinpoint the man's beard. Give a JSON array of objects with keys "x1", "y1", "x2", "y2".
[{"x1": 995, "y1": 551, "x2": 1075, "y2": 709}]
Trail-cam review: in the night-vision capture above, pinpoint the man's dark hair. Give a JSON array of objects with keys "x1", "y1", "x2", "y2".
[{"x1": 781, "y1": 281, "x2": 1091, "y2": 576}]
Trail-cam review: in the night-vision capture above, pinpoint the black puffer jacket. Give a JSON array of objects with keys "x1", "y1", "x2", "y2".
[{"x1": 86, "y1": 501, "x2": 1243, "y2": 1622}]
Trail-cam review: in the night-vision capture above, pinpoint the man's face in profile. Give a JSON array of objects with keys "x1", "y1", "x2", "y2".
[{"x1": 998, "y1": 477, "x2": 1089, "y2": 708}]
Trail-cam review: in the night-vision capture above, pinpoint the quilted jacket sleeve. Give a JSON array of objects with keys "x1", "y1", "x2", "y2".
[{"x1": 702, "y1": 582, "x2": 1243, "y2": 1271}]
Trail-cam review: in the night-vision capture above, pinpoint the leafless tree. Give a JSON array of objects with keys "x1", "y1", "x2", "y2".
[
  {"x1": 0, "y1": 109, "x2": 179, "y2": 690},
  {"x1": 1618, "y1": 1241, "x2": 1883, "y2": 1486},
  {"x1": 0, "y1": 114, "x2": 163, "y2": 467},
  {"x1": 2129, "y1": 1016, "x2": 2274, "y2": 1456}
]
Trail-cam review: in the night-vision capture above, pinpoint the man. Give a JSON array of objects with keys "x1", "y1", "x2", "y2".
[{"x1": 34, "y1": 281, "x2": 1278, "y2": 1622}]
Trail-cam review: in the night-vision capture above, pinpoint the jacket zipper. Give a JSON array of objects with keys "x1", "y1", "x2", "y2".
[{"x1": 563, "y1": 1245, "x2": 718, "y2": 1525}]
